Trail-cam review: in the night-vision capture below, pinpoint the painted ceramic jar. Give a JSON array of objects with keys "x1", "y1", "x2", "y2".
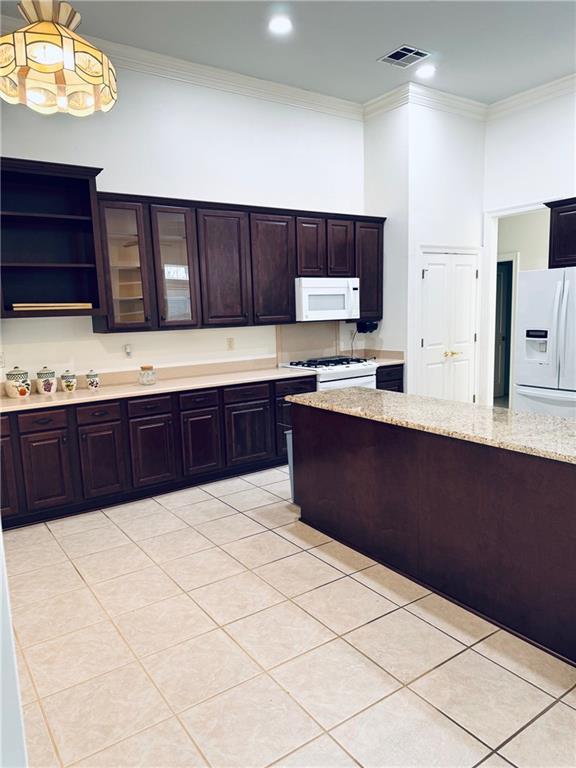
[
  {"x1": 86, "y1": 370, "x2": 101, "y2": 390},
  {"x1": 138, "y1": 365, "x2": 156, "y2": 386},
  {"x1": 60, "y1": 370, "x2": 77, "y2": 393},
  {"x1": 36, "y1": 366, "x2": 57, "y2": 395},
  {"x1": 5, "y1": 367, "x2": 31, "y2": 399}
]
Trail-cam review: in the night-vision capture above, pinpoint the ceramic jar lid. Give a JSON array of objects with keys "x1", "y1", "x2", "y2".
[
  {"x1": 86, "y1": 369, "x2": 99, "y2": 378},
  {"x1": 61, "y1": 370, "x2": 76, "y2": 380},
  {"x1": 7, "y1": 366, "x2": 29, "y2": 380},
  {"x1": 37, "y1": 366, "x2": 56, "y2": 379}
]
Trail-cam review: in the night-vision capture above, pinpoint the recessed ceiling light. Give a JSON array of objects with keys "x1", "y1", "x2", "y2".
[
  {"x1": 268, "y1": 14, "x2": 293, "y2": 36},
  {"x1": 415, "y1": 63, "x2": 436, "y2": 80}
]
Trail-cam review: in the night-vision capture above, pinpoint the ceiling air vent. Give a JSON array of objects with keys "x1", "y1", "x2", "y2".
[{"x1": 377, "y1": 45, "x2": 431, "y2": 68}]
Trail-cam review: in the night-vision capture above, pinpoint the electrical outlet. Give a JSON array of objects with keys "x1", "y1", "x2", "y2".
[
  {"x1": 123, "y1": 344, "x2": 132, "y2": 358},
  {"x1": 226, "y1": 337, "x2": 235, "y2": 351}
]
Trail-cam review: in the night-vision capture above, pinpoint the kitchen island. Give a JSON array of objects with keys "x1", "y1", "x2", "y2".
[{"x1": 288, "y1": 388, "x2": 576, "y2": 663}]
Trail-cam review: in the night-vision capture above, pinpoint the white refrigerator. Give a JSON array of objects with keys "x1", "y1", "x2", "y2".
[{"x1": 514, "y1": 267, "x2": 576, "y2": 418}]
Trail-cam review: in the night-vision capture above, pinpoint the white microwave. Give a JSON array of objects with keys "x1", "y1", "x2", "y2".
[{"x1": 295, "y1": 277, "x2": 360, "y2": 322}]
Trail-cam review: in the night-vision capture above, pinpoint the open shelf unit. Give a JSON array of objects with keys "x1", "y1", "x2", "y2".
[{"x1": 0, "y1": 158, "x2": 106, "y2": 318}]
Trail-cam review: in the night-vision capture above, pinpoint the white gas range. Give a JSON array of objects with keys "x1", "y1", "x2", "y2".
[{"x1": 281, "y1": 356, "x2": 378, "y2": 390}]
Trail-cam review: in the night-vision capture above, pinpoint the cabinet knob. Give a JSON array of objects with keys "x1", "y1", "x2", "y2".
[
  {"x1": 81, "y1": 433, "x2": 87, "y2": 441},
  {"x1": 61, "y1": 435, "x2": 68, "y2": 445},
  {"x1": 145, "y1": 315, "x2": 150, "y2": 322},
  {"x1": 92, "y1": 410, "x2": 108, "y2": 417},
  {"x1": 160, "y1": 315, "x2": 166, "y2": 321}
]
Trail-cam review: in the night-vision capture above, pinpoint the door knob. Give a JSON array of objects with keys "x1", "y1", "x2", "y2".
[{"x1": 443, "y1": 351, "x2": 450, "y2": 358}]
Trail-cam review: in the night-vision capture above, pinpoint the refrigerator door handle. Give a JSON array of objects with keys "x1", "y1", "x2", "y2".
[
  {"x1": 559, "y1": 280, "x2": 570, "y2": 372},
  {"x1": 551, "y1": 280, "x2": 563, "y2": 378}
]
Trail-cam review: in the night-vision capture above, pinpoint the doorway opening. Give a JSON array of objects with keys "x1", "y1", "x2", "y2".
[{"x1": 493, "y1": 260, "x2": 513, "y2": 408}]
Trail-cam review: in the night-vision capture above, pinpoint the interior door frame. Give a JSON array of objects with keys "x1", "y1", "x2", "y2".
[
  {"x1": 496, "y1": 251, "x2": 519, "y2": 406},
  {"x1": 414, "y1": 245, "x2": 481, "y2": 402}
]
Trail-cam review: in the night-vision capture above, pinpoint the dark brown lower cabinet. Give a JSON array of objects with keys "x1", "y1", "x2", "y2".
[
  {"x1": 225, "y1": 400, "x2": 274, "y2": 466},
  {"x1": 130, "y1": 414, "x2": 177, "y2": 488},
  {"x1": 376, "y1": 364, "x2": 404, "y2": 392},
  {"x1": 79, "y1": 421, "x2": 127, "y2": 498},
  {"x1": 19, "y1": 429, "x2": 75, "y2": 511},
  {"x1": 1, "y1": 434, "x2": 20, "y2": 519},
  {"x1": 181, "y1": 407, "x2": 223, "y2": 476}
]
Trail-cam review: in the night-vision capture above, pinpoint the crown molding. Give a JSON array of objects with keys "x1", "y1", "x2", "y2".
[
  {"x1": 364, "y1": 83, "x2": 487, "y2": 121},
  {"x1": 487, "y1": 73, "x2": 576, "y2": 120},
  {"x1": 0, "y1": 14, "x2": 363, "y2": 122}
]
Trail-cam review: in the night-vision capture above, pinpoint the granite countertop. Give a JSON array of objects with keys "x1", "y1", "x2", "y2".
[
  {"x1": 287, "y1": 387, "x2": 576, "y2": 464},
  {"x1": 0, "y1": 367, "x2": 313, "y2": 414}
]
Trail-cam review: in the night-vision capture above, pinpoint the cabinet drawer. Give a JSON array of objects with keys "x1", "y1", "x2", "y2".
[
  {"x1": 18, "y1": 409, "x2": 68, "y2": 434},
  {"x1": 275, "y1": 377, "x2": 316, "y2": 397},
  {"x1": 1, "y1": 415, "x2": 10, "y2": 436},
  {"x1": 376, "y1": 364, "x2": 404, "y2": 383},
  {"x1": 180, "y1": 389, "x2": 219, "y2": 410},
  {"x1": 128, "y1": 396, "x2": 172, "y2": 417},
  {"x1": 223, "y1": 382, "x2": 270, "y2": 404},
  {"x1": 77, "y1": 402, "x2": 121, "y2": 425}
]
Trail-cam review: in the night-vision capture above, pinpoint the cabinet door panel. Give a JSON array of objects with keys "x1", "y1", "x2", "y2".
[
  {"x1": 251, "y1": 214, "x2": 296, "y2": 324},
  {"x1": 130, "y1": 415, "x2": 176, "y2": 488},
  {"x1": 549, "y1": 203, "x2": 576, "y2": 268},
  {"x1": 225, "y1": 400, "x2": 273, "y2": 466},
  {"x1": 151, "y1": 206, "x2": 201, "y2": 327},
  {"x1": 355, "y1": 221, "x2": 383, "y2": 320},
  {"x1": 79, "y1": 421, "x2": 127, "y2": 499},
  {"x1": 197, "y1": 210, "x2": 252, "y2": 325},
  {"x1": 297, "y1": 217, "x2": 326, "y2": 276},
  {"x1": 181, "y1": 407, "x2": 223, "y2": 476},
  {"x1": 1, "y1": 435, "x2": 20, "y2": 518},
  {"x1": 20, "y1": 429, "x2": 75, "y2": 511},
  {"x1": 327, "y1": 219, "x2": 355, "y2": 276},
  {"x1": 99, "y1": 201, "x2": 155, "y2": 330}
]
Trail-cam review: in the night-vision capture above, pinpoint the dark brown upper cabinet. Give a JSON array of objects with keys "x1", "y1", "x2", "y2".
[
  {"x1": 546, "y1": 198, "x2": 576, "y2": 269},
  {"x1": 327, "y1": 219, "x2": 355, "y2": 276},
  {"x1": 296, "y1": 217, "x2": 327, "y2": 276},
  {"x1": 197, "y1": 209, "x2": 252, "y2": 326},
  {"x1": 251, "y1": 213, "x2": 296, "y2": 324},
  {"x1": 355, "y1": 221, "x2": 383, "y2": 320},
  {"x1": 98, "y1": 200, "x2": 156, "y2": 330},
  {"x1": 151, "y1": 205, "x2": 202, "y2": 328}
]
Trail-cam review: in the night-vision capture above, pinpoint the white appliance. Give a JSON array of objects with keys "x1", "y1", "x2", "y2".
[
  {"x1": 282, "y1": 356, "x2": 377, "y2": 390},
  {"x1": 514, "y1": 266, "x2": 576, "y2": 417},
  {"x1": 295, "y1": 277, "x2": 360, "y2": 322}
]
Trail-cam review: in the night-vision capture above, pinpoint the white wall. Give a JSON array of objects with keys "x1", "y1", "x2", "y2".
[
  {"x1": 0, "y1": 66, "x2": 364, "y2": 374},
  {"x1": 498, "y1": 208, "x2": 550, "y2": 271},
  {"x1": 485, "y1": 92, "x2": 576, "y2": 212}
]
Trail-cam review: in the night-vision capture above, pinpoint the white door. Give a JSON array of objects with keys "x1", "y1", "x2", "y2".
[{"x1": 420, "y1": 251, "x2": 478, "y2": 403}]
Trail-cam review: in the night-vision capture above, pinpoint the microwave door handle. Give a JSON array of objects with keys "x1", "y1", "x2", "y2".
[{"x1": 559, "y1": 280, "x2": 570, "y2": 374}]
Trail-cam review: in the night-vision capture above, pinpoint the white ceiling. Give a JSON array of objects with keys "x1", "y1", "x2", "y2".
[{"x1": 4, "y1": 1, "x2": 575, "y2": 103}]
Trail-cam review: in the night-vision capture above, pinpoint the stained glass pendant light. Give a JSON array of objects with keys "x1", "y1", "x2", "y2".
[{"x1": 0, "y1": 0, "x2": 117, "y2": 116}]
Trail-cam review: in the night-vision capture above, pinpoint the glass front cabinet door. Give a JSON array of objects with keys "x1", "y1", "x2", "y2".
[
  {"x1": 150, "y1": 206, "x2": 201, "y2": 328},
  {"x1": 99, "y1": 201, "x2": 154, "y2": 329}
]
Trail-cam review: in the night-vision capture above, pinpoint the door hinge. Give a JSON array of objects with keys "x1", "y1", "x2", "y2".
[
  {"x1": 474, "y1": 332, "x2": 477, "y2": 342},
  {"x1": 475, "y1": 269, "x2": 479, "y2": 279},
  {"x1": 420, "y1": 338, "x2": 424, "y2": 348},
  {"x1": 472, "y1": 394, "x2": 476, "y2": 403},
  {"x1": 421, "y1": 268, "x2": 428, "y2": 279}
]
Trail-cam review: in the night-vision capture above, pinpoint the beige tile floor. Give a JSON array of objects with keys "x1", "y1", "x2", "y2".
[{"x1": 4, "y1": 464, "x2": 576, "y2": 768}]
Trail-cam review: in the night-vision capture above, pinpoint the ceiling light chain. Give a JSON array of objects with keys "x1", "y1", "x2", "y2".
[{"x1": 0, "y1": 0, "x2": 117, "y2": 116}]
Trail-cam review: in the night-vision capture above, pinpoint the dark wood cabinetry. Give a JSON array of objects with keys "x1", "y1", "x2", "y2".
[
  {"x1": 0, "y1": 158, "x2": 105, "y2": 318},
  {"x1": 546, "y1": 197, "x2": 576, "y2": 268},
  {"x1": 1, "y1": 431, "x2": 20, "y2": 519},
  {"x1": 79, "y1": 421, "x2": 127, "y2": 498},
  {"x1": 376, "y1": 364, "x2": 404, "y2": 392},
  {"x1": 296, "y1": 217, "x2": 327, "y2": 276},
  {"x1": 1, "y1": 374, "x2": 316, "y2": 529},
  {"x1": 356, "y1": 221, "x2": 383, "y2": 320},
  {"x1": 181, "y1": 407, "x2": 223, "y2": 476},
  {"x1": 129, "y1": 414, "x2": 177, "y2": 488},
  {"x1": 198, "y1": 209, "x2": 252, "y2": 326},
  {"x1": 327, "y1": 219, "x2": 355, "y2": 276},
  {"x1": 151, "y1": 205, "x2": 202, "y2": 328},
  {"x1": 251, "y1": 214, "x2": 296, "y2": 324},
  {"x1": 19, "y1": 429, "x2": 76, "y2": 511}
]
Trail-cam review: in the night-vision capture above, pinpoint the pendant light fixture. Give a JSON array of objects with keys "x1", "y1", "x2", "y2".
[{"x1": 0, "y1": 0, "x2": 117, "y2": 117}]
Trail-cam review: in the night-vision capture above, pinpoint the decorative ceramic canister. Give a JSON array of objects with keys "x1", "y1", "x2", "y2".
[
  {"x1": 138, "y1": 365, "x2": 156, "y2": 386},
  {"x1": 36, "y1": 366, "x2": 57, "y2": 395},
  {"x1": 60, "y1": 370, "x2": 78, "y2": 393},
  {"x1": 5, "y1": 367, "x2": 31, "y2": 399},
  {"x1": 86, "y1": 370, "x2": 101, "y2": 390}
]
